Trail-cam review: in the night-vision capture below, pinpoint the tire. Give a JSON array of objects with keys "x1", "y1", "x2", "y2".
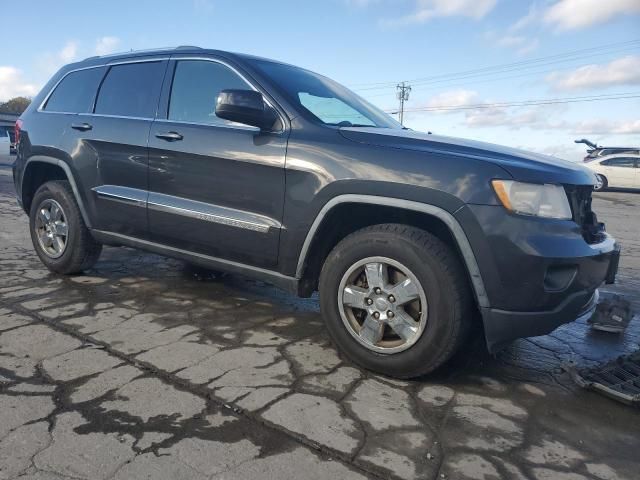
[
  {"x1": 594, "y1": 174, "x2": 607, "y2": 191},
  {"x1": 29, "y1": 180, "x2": 102, "y2": 274},
  {"x1": 319, "y1": 224, "x2": 473, "y2": 378}
]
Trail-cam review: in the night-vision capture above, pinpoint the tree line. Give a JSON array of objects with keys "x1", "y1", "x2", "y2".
[{"x1": 0, "y1": 97, "x2": 32, "y2": 115}]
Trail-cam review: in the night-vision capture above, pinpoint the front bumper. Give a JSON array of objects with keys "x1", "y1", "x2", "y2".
[
  {"x1": 456, "y1": 204, "x2": 621, "y2": 352},
  {"x1": 482, "y1": 289, "x2": 600, "y2": 352}
]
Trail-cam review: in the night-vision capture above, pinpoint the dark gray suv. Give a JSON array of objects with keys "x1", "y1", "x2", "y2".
[{"x1": 12, "y1": 47, "x2": 620, "y2": 378}]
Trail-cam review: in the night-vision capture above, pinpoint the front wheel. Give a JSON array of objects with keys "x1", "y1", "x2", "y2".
[
  {"x1": 594, "y1": 174, "x2": 607, "y2": 191},
  {"x1": 319, "y1": 224, "x2": 473, "y2": 378}
]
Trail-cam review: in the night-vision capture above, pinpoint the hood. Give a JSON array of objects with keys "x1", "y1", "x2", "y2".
[{"x1": 340, "y1": 127, "x2": 597, "y2": 186}]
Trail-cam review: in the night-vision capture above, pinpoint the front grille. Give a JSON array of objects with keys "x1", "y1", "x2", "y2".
[{"x1": 564, "y1": 185, "x2": 606, "y2": 244}]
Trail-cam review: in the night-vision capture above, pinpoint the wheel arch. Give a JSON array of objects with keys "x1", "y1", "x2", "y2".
[
  {"x1": 295, "y1": 195, "x2": 489, "y2": 308},
  {"x1": 21, "y1": 157, "x2": 92, "y2": 228}
]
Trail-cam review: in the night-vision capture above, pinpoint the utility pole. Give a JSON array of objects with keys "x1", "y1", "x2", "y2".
[{"x1": 396, "y1": 82, "x2": 411, "y2": 126}]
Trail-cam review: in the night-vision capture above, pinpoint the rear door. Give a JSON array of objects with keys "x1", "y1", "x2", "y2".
[
  {"x1": 88, "y1": 58, "x2": 168, "y2": 237},
  {"x1": 147, "y1": 56, "x2": 287, "y2": 268}
]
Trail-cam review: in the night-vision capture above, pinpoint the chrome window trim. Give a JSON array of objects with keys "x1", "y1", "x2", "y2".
[
  {"x1": 165, "y1": 55, "x2": 287, "y2": 133},
  {"x1": 37, "y1": 57, "x2": 169, "y2": 113},
  {"x1": 37, "y1": 64, "x2": 105, "y2": 112},
  {"x1": 36, "y1": 55, "x2": 287, "y2": 133},
  {"x1": 295, "y1": 194, "x2": 490, "y2": 308},
  {"x1": 90, "y1": 113, "x2": 154, "y2": 121},
  {"x1": 153, "y1": 118, "x2": 259, "y2": 132},
  {"x1": 147, "y1": 191, "x2": 280, "y2": 233}
]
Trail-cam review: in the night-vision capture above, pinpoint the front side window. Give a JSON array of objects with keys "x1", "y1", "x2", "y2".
[
  {"x1": 168, "y1": 60, "x2": 249, "y2": 125},
  {"x1": 95, "y1": 62, "x2": 165, "y2": 118},
  {"x1": 249, "y1": 59, "x2": 401, "y2": 129},
  {"x1": 43, "y1": 67, "x2": 105, "y2": 113}
]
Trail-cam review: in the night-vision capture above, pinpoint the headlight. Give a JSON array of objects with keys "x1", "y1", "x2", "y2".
[{"x1": 491, "y1": 180, "x2": 572, "y2": 220}]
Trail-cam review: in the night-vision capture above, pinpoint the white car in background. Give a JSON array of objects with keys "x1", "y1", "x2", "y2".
[
  {"x1": 0, "y1": 132, "x2": 10, "y2": 156},
  {"x1": 587, "y1": 154, "x2": 640, "y2": 191}
]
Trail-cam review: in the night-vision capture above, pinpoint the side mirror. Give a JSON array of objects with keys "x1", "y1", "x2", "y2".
[{"x1": 215, "y1": 89, "x2": 278, "y2": 131}]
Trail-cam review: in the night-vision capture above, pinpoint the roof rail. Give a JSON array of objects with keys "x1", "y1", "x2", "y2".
[{"x1": 83, "y1": 46, "x2": 203, "y2": 62}]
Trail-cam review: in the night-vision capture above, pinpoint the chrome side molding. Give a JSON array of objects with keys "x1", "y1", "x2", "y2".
[
  {"x1": 92, "y1": 185, "x2": 147, "y2": 206},
  {"x1": 147, "y1": 192, "x2": 280, "y2": 233},
  {"x1": 92, "y1": 185, "x2": 280, "y2": 233}
]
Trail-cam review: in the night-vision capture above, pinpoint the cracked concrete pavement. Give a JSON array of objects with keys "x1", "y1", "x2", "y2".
[{"x1": 1, "y1": 159, "x2": 639, "y2": 480}]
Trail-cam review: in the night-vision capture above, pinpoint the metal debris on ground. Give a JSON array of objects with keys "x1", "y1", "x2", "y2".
[
  {"x1": 568, "y1": 351, "x2": 640, "y2": 406},
  {"x1": 588, "y1": 293, "x2": 632, "y2": 333}
]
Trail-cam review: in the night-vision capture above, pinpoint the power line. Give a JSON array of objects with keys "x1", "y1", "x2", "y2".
[
  {"x1": 350, "y1": 39, "x2": 640, "y2": 92},
  {"x1": 383, "y1": 92, "x2": 640, "y2": 114}
]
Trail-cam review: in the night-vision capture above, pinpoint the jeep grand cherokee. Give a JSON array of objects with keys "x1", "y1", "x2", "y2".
[{"x1": 12, "y1": 46, "x2": 620, "y2": 378}]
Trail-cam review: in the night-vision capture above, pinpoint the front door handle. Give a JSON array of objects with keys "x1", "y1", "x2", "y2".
[
  {"x1": 155, "y1": 131, "x2": 183, "y2": 142},
  {"x1": 71, "y1": 122, "x2": 92, "y2": 131}
]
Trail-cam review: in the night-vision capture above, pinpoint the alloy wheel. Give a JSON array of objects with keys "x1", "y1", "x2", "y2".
[
  {"x1": 338, "y1": 256, "x2": 428, "y2": 354},
  {"x1": 34, "y1": 199, "x2": 69, "y2": 259}
]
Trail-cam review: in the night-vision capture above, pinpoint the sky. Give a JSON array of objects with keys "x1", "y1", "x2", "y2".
[{"x1": 1, "y1": 0, "x2": 639, "y2": 161}]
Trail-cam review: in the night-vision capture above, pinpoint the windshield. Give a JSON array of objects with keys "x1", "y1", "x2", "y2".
[{"x1": 250, "y1": 59, "x2": 402, "y2": 129}]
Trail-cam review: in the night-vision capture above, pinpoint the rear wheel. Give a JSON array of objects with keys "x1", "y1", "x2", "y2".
[
  {"x1": 29, "y1": 180, "x2": 102, "y2": 274},
  {"x1": 319, "y1": 224, "x2": 473, "y2": 378}
]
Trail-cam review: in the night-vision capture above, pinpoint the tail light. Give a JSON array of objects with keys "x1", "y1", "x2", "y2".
[{"x1": 14, "y1": 119, "x2": 23, "y2": 147}]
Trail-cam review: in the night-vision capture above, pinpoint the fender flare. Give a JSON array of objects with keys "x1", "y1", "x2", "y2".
[
  {"x1": 22, "y1": 157, "x2": 92, "y2": 228},
  {"x1": 295, "y1": 194, "x2": 489, "y2": 308}
]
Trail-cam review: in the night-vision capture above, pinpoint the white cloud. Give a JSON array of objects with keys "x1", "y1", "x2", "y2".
[
  {"x1": 383, "y1": 0, "x2": 497, "y2": 27},
  {"x1": 544, "y1": 0, "x2": 640, "y2": 31},
  {"x1": 426, "y1": 89, "x2": 479, "y2": 113},
  {"x1": 463, "y1": 103, "x2": 569, "y2": 130},
  {"x1": 95, "y1": 36, "x2": 121, "y2": 56},
  {"x1": 37, "y1": 41, "x2": 79, "y2": 77},
  {"x1": 508, "y1": 3, "x2": 539, "y2": 33},
  {"x1": 547, "y1": 55, "x2": 640, "y2": 91},
  {"x1": 0, "y1": 66, "x2": 39, "y2": 102},
  {"x1": 570, "y1": 119, "x2": 640, "y2": 135}
]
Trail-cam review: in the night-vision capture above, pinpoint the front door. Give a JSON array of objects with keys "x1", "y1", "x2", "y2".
[{"x1": 147, "y1": 57, "x2": 287, "y2": 268}]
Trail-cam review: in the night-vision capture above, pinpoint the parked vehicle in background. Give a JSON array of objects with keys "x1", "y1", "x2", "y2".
[
  {"x1": 12, "y1": 47, "x2": 620, "y2": 378},
  {"x1": 587, "y1": 154, "x2": 640, "y2": 190},
  {"x1": 0, "y1": 131, "x2": 10, "y2": 156},
  {"x1": 575, "y1": 139, "x2": 639, "y2": 162},
  {"x1": 0, "y1": 126, "x2": 16, "y2": 153}
]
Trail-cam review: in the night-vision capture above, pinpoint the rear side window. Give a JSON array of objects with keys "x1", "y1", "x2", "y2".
[
  {"x1": 602, "y1": 158, "x2": 636, "y2": 168},
  {"x1": 95, "y1": 62, "x2": 165, "y2": 118},
  {"x1": 43, "y1": 67, "x2": 105, "y2": 113},
  {"x1": 168, "y1": 60, "x2": 249, "y2": 125}
]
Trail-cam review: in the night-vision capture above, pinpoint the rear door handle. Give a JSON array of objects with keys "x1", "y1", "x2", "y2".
[
  {"x1": 71, "y1": 122, "x2": 92, "y2": 131},
  {"x1": 155, "y1": 131, "x2": 183, "y2": 142}
]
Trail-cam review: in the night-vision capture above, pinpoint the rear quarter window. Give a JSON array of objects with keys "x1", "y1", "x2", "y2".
[
  {"x1": 94, "y1": 61, "x2": 166, "y2": 118},
  {"x1": 43, "y1": 67, "x2": 105, "y2": 113}
]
